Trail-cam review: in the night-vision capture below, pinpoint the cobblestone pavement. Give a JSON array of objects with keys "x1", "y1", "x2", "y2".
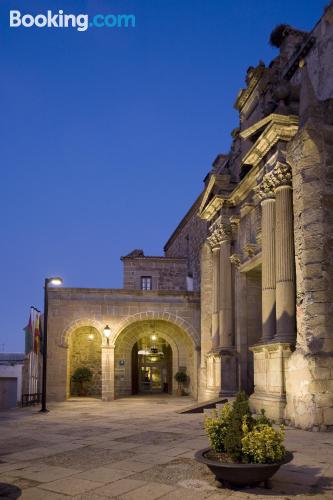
[{"x1": 0, "y1": 395, "x2": 333, "y2": 499}]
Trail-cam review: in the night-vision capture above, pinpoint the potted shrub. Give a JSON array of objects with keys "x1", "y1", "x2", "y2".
[
  {"x1": 174, "y1": 371, "x2": 188, "y2": 396},
  {"x1": 72, "y1": 367, "x2": 93, "y2": 396},
  {"x1": 195, "y1": 391, "x2": 293, "y2": 488}
]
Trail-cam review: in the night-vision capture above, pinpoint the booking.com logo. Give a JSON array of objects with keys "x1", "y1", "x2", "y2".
[{"x1": 9, "y1": 10, "x2": 136, "y2": 32}]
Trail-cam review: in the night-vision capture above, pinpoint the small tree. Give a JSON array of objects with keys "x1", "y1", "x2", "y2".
[
  {"x1": 175, "y1": 371, "x2": 188, "y2": 395},
  {"x1": 72, "y1": 367, "x2": 93, "y2": 396}
]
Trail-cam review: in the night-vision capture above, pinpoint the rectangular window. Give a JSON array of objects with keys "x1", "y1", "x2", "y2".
[{"x1": 141, "y1": 276, "x2": 152, "y2": 290}]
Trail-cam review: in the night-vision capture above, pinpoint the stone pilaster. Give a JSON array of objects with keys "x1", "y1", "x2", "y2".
[
  {"x1": 211, "y1": 246, "x2": 220, "y2": 349},
  {"x1": 273, "y1": 162, "x2": 296, "y2": 343},
  {"x1": 102, "y1": 345, "x2": 115, "y2": 401},
  {"x1": 250, "y1": 343, "x2": 293, "y2": 422},
  {"x1": 217, "y1": 219, "x2": 237, "y2": 395},
  {"x1": 232, "y1": 256, "x2": 248, "y2": 392},
  {"x1": 258, "y1": 172, "x2": 277, "y2": 342},
  {"x1": 218, "y1": 222, "x2": 233, "y2": 348}
]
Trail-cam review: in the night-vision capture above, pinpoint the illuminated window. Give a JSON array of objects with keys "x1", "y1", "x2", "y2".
[{"x1": 141, "y1": 276, "x2": 152, "y2": 290}]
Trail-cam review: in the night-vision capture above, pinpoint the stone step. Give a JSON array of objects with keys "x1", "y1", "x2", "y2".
[
  {"x1": 203, "y1": 408, "x2": 216, "y2": 417},
  {"x1": 216, "y1": 397, "x2": 235, "y2": 411}
]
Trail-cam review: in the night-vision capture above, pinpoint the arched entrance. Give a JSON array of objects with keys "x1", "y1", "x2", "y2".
[
  {"x1": 114, "y1": 319, "x2": 197, "y2": 398},
  {"x1": 67, "y1": 326, "x2": 102, "y2": 398},
  {"x1": 132, "y1": 336, "x2": 172, "y2": 394}
]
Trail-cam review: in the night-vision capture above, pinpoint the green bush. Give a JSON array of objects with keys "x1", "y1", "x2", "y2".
[
  {"x1": 204, "y1": 402, "x2": 232, "y2": 452},
  {"x1": 204, "y1": 391, "x2": 286, "y2": 464},
  {"x1": 72, "y1": 367, "x2": 93, "y2": 383},
  {"x1": 241, "y1": 420, "x2": 286, "y2": 464},
  {"x1": 72, "y1": 367, "x2": 93, "y2": 396},
  {"x1": 223, "y1": 391, "x2": 254, "y2": 461},
  {"x1": 174, "y1": 371, "x2": 187, "y2": 384}
]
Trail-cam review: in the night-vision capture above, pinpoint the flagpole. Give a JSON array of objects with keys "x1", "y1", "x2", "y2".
[{"x1": 40, "y1": 278, "x2": 49, "y2": 413}]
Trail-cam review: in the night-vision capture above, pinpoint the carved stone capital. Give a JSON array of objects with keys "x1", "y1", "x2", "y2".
[
  {"x1": 229, "y1": 215, "x2": 240, "y2": 227},
  {"x1": 255, "y1": 171, "x2": 276, "y2": 201},
  {"x1": 230, "y1": 253, "x2": 241, "y2": 268},
  {"x1": 207, "y1": 231, "x2": 221, "y2": 250},
  {"x1": 208, "y1": 219, "x2": 232, "y2": 248},
  {"x1": 272, "y1": 161, "x2": 292, "y2": 188}
]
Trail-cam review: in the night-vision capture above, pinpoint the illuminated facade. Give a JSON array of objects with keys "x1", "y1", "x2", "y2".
[{"x1": 47, "y1": 6, "x2": 333, "y2": 430}]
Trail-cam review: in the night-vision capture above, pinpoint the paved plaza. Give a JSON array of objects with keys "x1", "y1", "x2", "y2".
[{"x1": 0, "y1": 396, "x2": 333, "y2": 500}]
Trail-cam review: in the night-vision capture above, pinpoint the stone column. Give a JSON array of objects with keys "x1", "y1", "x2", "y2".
[
  {"x1": 273, "y1": 162, "x2": 296, "y2": 343},
  {"x1": 250, "y1": 164, "x2": 295, "y2": 422},
  {"x1": 219, "y1": 225, "x2": 233, "y2": 348},
  {"x1": 102, "y1": 345, "x2": 115, "y2": 401},
  {"x1": 215, "y1": 219, "x2": 237, "y2": 395},
  {"x1": 208, "y1": 229, "x2": 221, "y2": 350},
  {"x1": 211, "y1": 246, "x2": 220, "y2": 348},
  {"x1": 259, "y1": 173, "x2": 277, "y2": 342}
]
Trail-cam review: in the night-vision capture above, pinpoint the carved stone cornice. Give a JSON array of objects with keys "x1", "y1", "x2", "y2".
[
  {"x1": 199, "y1": 195, "x2": 224, "y2": 221},
  {"x1": 241, "y1": 114, "x2": 299, "y2": 168},
  {"x1": 240, "y1": 203, "x2": 255, "y2": 217},
  {"x1": 234, "y1": 63, "x2": 266, "y2": 111}
]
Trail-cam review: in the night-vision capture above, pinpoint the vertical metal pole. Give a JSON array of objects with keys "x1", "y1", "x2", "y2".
[{"x1": 40, "y1": 278, "x2": 49, "y2": 413}]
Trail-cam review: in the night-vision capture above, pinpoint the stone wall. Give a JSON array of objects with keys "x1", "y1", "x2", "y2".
[
  {"x1": 164, "y1": 196, "x2": 208, "y2": 291},
  {"x1": 286, "y1": 119, "x2": 333, "y2": 429},
  {"x1": 284, "y1": 4, "x2": 333, "y2": 430},
  {"x1": 69, "y1": 327, "x2": 102, "y2": 397},
  {"x1": 122, "y1": 255, "x2": 188, "y2": 291}
]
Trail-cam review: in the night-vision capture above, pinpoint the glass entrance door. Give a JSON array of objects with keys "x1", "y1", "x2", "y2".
[{"x1": 139, "y1": 365, "x2": 162, "y2": 392}]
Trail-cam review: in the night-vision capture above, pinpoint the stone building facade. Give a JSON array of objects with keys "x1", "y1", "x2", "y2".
[
  {"x1": 197, "y1": 6, "x2": 333, "y2": 430},
  {"x1": 46, "y1": 4, "x2": 333, "y2": 431},
  {"x1": 47, "y1": 288, "x2": 200, "y2": 401}
]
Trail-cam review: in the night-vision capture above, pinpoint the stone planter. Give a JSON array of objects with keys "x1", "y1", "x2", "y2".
[{"x1": 195, "y1": 447, "x2": 293, "y2": 487}]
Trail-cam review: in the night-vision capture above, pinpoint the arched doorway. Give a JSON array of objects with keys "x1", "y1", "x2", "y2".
[
  {"x1": 114, "y1": 319, "x2": 196, "y2": 398},
  {"x1": 67, "y1": 326, "x2": 102, "y2": 398},
  {"x1": 132, "y1": 336, "x2": 172, "y2": 394}
]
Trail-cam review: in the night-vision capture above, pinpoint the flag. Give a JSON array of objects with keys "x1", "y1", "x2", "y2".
[
  {"x1": 39, "y1": 313, "x2": 43, "y2": 354},
  {"x1": 34, "y1": 310, "x2": 41, "y2": 354},
  {"x1": 24, "y1": 309, "x2": 34, "y2": 354}
]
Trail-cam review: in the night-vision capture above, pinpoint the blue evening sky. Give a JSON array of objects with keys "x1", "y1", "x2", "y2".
[{"x1": 0, "y1": 0, "x2": 327, "y2": 351}]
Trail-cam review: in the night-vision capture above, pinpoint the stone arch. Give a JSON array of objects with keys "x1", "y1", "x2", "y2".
[
  {"x1": 60, "y1": 319, "x2": 104, "y2": 347},
  {"x1": 113, "y1": 318, "x2": 198, "y2": 398},
  {"x1": 66, "y1": 325, "x2": 102, "y2": 398},
  {"x1": 112, "y1": 311, "x2": 200, "y2": 348}
]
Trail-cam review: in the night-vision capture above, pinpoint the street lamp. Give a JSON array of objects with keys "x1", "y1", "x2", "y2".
[
  {"x1": 103, "y1": 325, "x2": 111, "y2": 345},
  {"x1": 40, "y1": 276, "x2": 63, "y2": 413}
]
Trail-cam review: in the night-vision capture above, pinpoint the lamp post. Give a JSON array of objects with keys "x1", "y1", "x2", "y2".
[
  {"x1": 40, "y1": 277, "x2": 63, "y2": 413},
  {"x1": 103, "y1": 325, "x2": 111, "y2": 345}
]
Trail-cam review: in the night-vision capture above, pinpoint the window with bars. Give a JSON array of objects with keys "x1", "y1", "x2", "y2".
[{"x1": 141, "y1": 276, "x2": 152, "y2": 290}]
